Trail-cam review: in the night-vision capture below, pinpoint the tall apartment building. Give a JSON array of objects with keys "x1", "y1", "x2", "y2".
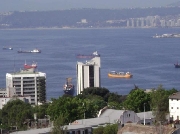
[
  {"x1": 76, "y1": 56, "x2": 101, "y2": 95},
  {"x1": 6, "y1": 68, "x2": 46, "y2": 105}
]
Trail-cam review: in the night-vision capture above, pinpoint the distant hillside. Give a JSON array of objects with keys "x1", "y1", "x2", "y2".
[
  {"x1": 0, "y1": 7, "x2": 180, "y2": 29},
  {"x1": 168, "y1": 1, "x2": 180, "y2": 6}
]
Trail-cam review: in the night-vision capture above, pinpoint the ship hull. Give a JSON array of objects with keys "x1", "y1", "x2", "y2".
[
  {"x1": 63, "y1": 86, "x2": 75, "y2": 96},
  {"x1": 174, "y1": 64, "x2": 180, "y2": 68},
  {"x1": 108, "y1": 71, "x2": 133, "y2": 78},
  {"x1": 18, "y1": 51, "x2": 41, "y2": 53}
]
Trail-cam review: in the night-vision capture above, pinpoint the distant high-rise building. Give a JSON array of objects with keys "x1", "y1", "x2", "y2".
[
  {"x1": 127, "y1": 20, "x2": 130, "y2": 27},
  {"x1": 131, "y1": 19, "x2": 134, "y2": 27},
  {"x1": 6, "y1": 68, "x2": 46, "y2": 105},
  {"x1": 81, "y1": 19, "x2": 87, "y2": 23},
  {"x1": 76, "y1": 56, "x2": 101, "y2": 95},
  {"x1": 140, "y1": 18, "x2": 145, "y2": 27}
]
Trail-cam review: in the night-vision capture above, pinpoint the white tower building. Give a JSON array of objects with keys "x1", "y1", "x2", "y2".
[
  {"x1": 6, "y1": 68, "x2": 46, "y2": 105},
  {"x1": 76, "y1": 56, "x2": 101, "y2": 95}
]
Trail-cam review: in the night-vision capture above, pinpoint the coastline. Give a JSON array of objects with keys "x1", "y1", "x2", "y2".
[{"x1": 0, "y1": 27, "x2": 159, "y2": 30}]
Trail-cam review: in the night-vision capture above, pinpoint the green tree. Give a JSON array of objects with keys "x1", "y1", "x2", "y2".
[
  {"x1": 0, "y1": 99, "x2": 33, "y2": 130},
  {"x1": 78, "y1": 87, "x2": 110, "y2": 101},
  {"x1": 33, "y1": 103, "x2": 49, "y2": 119},
  {"x1": 103, "y1": 124, "x2": 118, "y2": 134},
  {"x1": 47, "y1": 97, "x2": 85, "y2": 124},
  {"x1": 123, "y1": 89, "x2": 151, "y2": 112},
  {"x1": 108, "y1": 93, "x2": 125, "y2": 109},
  {"x1": 93, "y1": 126, "x2": 104, "y2": 134},
  {"x1": 51, "y1": 114, "x2": 67, "y2": 134},
  {"x1": 150, "y1": 85, "x2": 177, "y2": 123}
]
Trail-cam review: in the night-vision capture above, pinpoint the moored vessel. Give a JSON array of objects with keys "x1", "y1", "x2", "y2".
[
  {"x1": 76, "y1": 51, "x2": 100, "y2": 58},
  {"x1": 108, "y1": 71, "x2": 133, "y2": 78},
  {"x1": 174, "y1": 62, "x2": 180, "y2": 68},
  {"x1": 3, "y1": 47, "x2": 13, "y2": 50},
  {"x1": 18, "y1": 48, "x2": 41, "y2": 53},
  {"x1": 63, "y1": 78, "x2": 75, "y2": 96},
  {"x1": 24, "y1": 61, "x2": 37, "y2": 69},
  {"x1": 153, "y1": 33, "x2": 180, "y2": 38}
]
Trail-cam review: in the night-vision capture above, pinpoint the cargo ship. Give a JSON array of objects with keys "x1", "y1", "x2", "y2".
[
  {"x1": 24, "y1": 61, "x2": 37, "y2": 69},
  {"x1": 63, "y1": 78, "x2": 75, "y2": 96},
  {"x1": 18, "y1": 48, "x2": 41, "y2": 53},
  {"x1": 153, "y1": 33, "x2": 180, "y2": 38},
  {"x1": 76, "y1": 51, "x2": 100, "y2": 58}
]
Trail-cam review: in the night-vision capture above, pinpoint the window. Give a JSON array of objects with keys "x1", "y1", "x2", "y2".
[
  {"x1": 171, "y1": 107, "x2": 173, "y2": 109},
  {"x1": 177, "y1": 107, "x2": 179, "y2": 109},
  {"x1": 171, "y1": 99, "x2": 173, "y2": 101},
  {"x1": 177, "y1": 99, "x2": 179, "y2": 101}
]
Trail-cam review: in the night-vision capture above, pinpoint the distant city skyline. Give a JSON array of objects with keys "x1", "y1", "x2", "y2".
[{"x1": 0, "y1": 0, "x2": 179, "y2": 12}]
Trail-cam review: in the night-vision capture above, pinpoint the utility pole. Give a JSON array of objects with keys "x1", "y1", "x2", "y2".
[{"x1": 144, "y1": 103, "x2": 146, "y2": 125}]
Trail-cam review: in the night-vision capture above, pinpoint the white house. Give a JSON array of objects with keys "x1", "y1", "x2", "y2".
[{"x1": 169, "y1": 92, "x2": 180, "y2": 121}]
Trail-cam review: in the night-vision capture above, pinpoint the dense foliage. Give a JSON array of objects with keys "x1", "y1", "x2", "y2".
[
  {"x1": 93, "y1": 124, "x2": 118, "y2": 134},
  {"x1": 150, "y1": 85, "x2": 178, "y2": 123},
  {"x1": 123, "y1": 89, "x2": 151, "y2": 112},
  {"x1": 0, "y1": 86, "x2": 178, "y2": 132},
  {"x1": 0, "y1": 99, "x2": 33, "y2": 130}
]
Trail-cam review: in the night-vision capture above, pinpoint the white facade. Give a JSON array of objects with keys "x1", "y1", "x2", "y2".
[
  {"x1": 169, "y1": 92, "x2": 180, "y2": 121},
  {"x1": 76, "y1": 57, "x2": 101, "y2": 95},
  {"x1": 6, "y1": 68, "x2": 46, "y2": 105},
  {"x1": 0, "y1": 96, "x2": 31, "y2": 109}
]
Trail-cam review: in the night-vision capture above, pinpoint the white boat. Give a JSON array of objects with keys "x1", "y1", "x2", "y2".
[
  {"x1": 3, "y1": 47, "x2": 13, "y2": 50},
  {"x1": 153, "y1": 33, "x2": 180, "y2": 38},
  {"x1": 30, "y1": 49, "x2": 41, "y2": 53}
]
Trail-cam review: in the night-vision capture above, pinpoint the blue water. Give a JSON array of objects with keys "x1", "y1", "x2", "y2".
[{"x1": 0, "y1": 28, "x2": 180, "y2": 100}]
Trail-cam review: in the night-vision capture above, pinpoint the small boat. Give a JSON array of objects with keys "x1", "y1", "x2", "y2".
[
  {"x1": 76, "y1": 51, "x2": 100, "y2": 58},
  {"x1": 174, "y1": 62, "x2": 180, "y2": 68},
  {"x1": 3, "y1": 47, "x2": 13, "y2": 50},
  {"x1": 108, "y1": 71, "x2": 133, "y2": 78},
  {"x1": 30, "y1": 49, "x2": 41, "y2": 53},
  {"x1": 63, "y1": 78, "x2": 75, "y2": 96},
  {"x1": 24, "y1": 61, "x2": 37, "y2": 69},
  {"x1": 18, "y1": 48, "x2": 41, "y2": 53}
]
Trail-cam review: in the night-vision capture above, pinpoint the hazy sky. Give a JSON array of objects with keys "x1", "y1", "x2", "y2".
[{"x1": 0, "y1": 0, "x2": 179, "y2": 12}]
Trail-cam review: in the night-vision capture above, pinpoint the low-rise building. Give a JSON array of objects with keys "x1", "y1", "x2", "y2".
[{"x1": 169, "y1": 92, "x2": 180, "y2": 121}]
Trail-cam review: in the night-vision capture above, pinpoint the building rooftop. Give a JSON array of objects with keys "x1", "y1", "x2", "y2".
[
  {"x1": 137, "y1": 111, "x2": 154, "y2": 120},
  {"x1": 6, "y1": 68, "x2": 46, "y2": 76},
  {"x1": 169, "y1": 92, "x2": 180, "y2": 99}
]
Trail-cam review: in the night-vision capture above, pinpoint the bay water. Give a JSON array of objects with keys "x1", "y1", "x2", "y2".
[{"x1": 0, "y1": 28, "x2": 180, "y2": 100}]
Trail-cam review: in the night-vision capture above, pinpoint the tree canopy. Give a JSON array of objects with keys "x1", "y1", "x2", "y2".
[
  {"x1": 150, "y1": 85, "x2": 178, "y2": 123},
  {"x1": 123, "y1": 89, "x2": 151, "y2": 112},
  {"x1": 0, "y1": 99, "x2": 33, "y2": 130}
]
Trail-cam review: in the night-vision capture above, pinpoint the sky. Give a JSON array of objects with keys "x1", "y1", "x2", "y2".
[{"x1": 0, "y1": 0, "x2": 179, "y2": 12}]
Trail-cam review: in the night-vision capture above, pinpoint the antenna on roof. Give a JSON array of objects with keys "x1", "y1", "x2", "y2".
[{"x1": 13, "y1": 57, "x2": 15, "y2": 73}]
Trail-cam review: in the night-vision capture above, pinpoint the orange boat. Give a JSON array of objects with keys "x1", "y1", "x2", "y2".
[{"x1": 108, "y1": 71, "x2": 133, "y2": 78}]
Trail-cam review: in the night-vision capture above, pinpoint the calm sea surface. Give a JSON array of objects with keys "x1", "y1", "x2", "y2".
[{"x1": 0, "y1": 28, "x2": 180, "y2": 100}]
